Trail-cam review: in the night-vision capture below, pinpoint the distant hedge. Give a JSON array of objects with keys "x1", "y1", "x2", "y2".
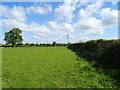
[
  {"x1": 2, "y1": 43, "x2": 67, "y2": 47},
  {"x1": 2, "y1": 45, "x2": 14, "y2": 47},
  {"x1": 68, "y1": 39, "x2": 120, "y2": 69}
]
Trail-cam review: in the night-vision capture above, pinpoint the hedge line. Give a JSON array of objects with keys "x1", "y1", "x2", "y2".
[
  {"x1": 1, "y1": 43, "x2": 67, "y2": 47},
  {"x1": 68, "y1": 39, "x2": 120, "y2": 69}
]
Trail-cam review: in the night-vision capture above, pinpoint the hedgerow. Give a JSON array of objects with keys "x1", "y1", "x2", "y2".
[
  {"x1": 2, "y1": 43, "x2": 67, "y2": 47},
  {"x1": 68, "y1": 39, "x2": 120, "y2": 69}
]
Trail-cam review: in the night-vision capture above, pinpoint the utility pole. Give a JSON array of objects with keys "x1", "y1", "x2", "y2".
[{"x1": 67, "y1": 34, "x2": 69, "y2": 44}]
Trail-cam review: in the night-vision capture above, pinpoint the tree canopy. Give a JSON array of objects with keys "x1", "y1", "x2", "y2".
[
  {"x1": 52, "y1": 41, "x2": 57, "y2": 46},
  {"x1": 4, "y1": 28, "x2": 23, "y2": 45}
]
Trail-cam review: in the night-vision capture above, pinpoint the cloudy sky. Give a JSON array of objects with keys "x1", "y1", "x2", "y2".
[{"x1": 0, "y1": 0, "x2": 119, "y2": 44}]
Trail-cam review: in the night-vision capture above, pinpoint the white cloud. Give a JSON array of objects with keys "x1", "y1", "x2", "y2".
[
  {"x1": 69, "y1": 34, "x2": 98, "y2": 43},
  {"x1": 2, "y1": 19, "x2": 51, "y2": 35},
  {"x1": 73, "y1": 17, "x2": 103, "y2": 32},
  {"x1": 77, "y1": 1, "x2": 118, "y2": 36},
  {"x1": 99, "y1": 8, "x2": 118, "y2": 27},
  {"x1": 47, "y1": 21, "x2": 74, "y2": 34},
  {"x1": 1, "y1": 4, "x2": 53, "y2": 41},
  {"x1": 26, "y1": 4, "x2": 52, "y2": 14},
  {"x1": 33, "y1": 35, "x2": 41, "y2": 39},
  {"x1": 85, "y1": 30, "x2": 104, "y2": 35},
  {"x1": 79, "y1": 9, "x2": 92, "y2": 19},
  {"x1": 55, "y1": 0, "x2": 78, "y2": 22},
  {"x1": 76, "y1": 1, "x2": 104, "y2": 36},
  {"x1": 86, "y1": 1, "x2": 103, "y2": 13},
  {"x1": 0, "y1": 5, "x2": 26, "y2": 22},
  {"x1": 0, "y1": 4, "x2": 52, "y2": 23},
  {"x1": 2, "y1": 18, "x2": 73, "y2": 42},
  {"x1": 78, "y1": 1, "x2": 103, "y2": 20},
  {"x1": 2, "y1": 19, "x2": 27, "y2": 30}
]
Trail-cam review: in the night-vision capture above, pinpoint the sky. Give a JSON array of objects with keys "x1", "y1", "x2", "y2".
[{"x1": 0, "y1": 0, "x2": 119, "y2": 44}]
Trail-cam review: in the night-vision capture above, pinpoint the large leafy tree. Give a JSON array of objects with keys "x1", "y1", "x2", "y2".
[{"x1": 4, "y1": 28, "x2": 23, "y2": 45}]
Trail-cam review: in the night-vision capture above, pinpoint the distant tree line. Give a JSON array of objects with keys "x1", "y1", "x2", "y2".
[
  {"x1": 2, "y1": 28, "x2": 67, "y2": 47},
  {"x1": 2, "y1": 41, "x2": 67, "y2": 47}
]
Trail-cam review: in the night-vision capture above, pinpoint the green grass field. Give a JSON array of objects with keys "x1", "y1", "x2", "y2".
[{"x1": 2, "y1": 47, "x2": 117, "y2": 88}]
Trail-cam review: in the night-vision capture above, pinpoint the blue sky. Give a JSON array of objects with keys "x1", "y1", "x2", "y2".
[{"x1": 0, "y1": 0, "x2": 119, "y2": 44}]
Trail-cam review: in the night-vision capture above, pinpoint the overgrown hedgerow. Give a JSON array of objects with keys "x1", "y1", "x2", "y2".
[{"x1": 68, "y1": 39, "x2": 120, "y2": 69}]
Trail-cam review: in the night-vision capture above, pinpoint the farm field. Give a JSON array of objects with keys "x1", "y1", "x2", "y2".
[{"x1": 2, "y1": 47, "x2": 117, "y2": 88}]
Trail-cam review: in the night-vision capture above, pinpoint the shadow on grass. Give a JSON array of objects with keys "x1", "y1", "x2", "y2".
[{"x1": 68, "y1": 48, "x2": 120, "y2": 87}]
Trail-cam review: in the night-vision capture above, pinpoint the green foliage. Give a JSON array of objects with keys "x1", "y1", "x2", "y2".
[
  {"x1": 2, "y1": 44, "x2": 14, "y2": 47},
  {"x1": 2, "y1": 47, "x2": 117, "y2": 88},
  {"x1": 52, "y1": 41, "x2": 57, "y2": 46},
  {"x1": 4, "y1": 28, "x2": 23, "y2": 46},
  {"x1": 2, "y1": 42, "x2": 67, "y2": 47},
  {"x1": 68, "y1": 39, "x2": 120, "y2": 87},
  {"x1": 68, "y1": 39, "x2": 120, "y2": 69}
]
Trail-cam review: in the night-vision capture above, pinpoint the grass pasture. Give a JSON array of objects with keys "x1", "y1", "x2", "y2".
[{"x1": 2, "y1": 47, "x2": 117, "y2": 88}]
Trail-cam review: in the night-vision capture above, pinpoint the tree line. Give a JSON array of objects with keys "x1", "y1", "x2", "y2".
[
  {"x1": 2, "y1": 42, "x2": 67, "y2": 47},
  {"x1": 2, "y1": 28, "x2": 67, "y2": 47}
]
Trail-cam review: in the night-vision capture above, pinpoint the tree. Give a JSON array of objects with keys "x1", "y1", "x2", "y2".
[
  {"x1": 4, "y1": 28, "x2": 23, "y2": 46},
  {"x1": 52, "y1": 41, "x2": 57, "y2": 46}
]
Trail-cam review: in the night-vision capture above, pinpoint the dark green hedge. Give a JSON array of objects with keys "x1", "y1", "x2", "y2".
[{"x1": 68, "y1": 39, "x2": 120, "y2": 69}]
